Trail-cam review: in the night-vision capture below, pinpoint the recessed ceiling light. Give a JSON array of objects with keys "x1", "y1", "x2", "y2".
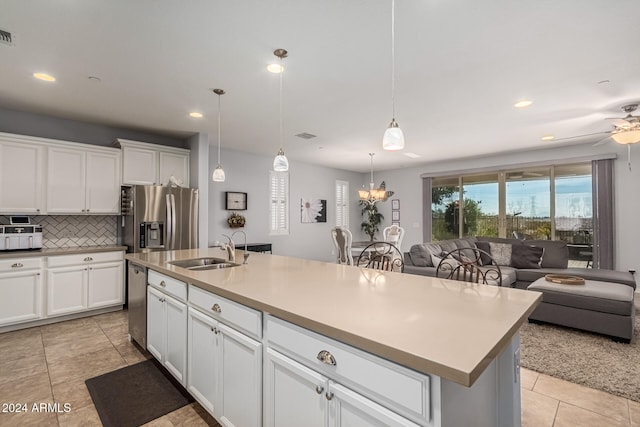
[
  {"x1": 541, "y1": 135, "x2": 555, "y2": 141},
  {"x1": 403, "y1": 152, "x2": 421, "y2": 158},
  {"x1": 33, "y1": 72, "x2": 56, "y2": 82},
  {"x1": 189, "y1": 112, "x2": 203, "y2": 118},
  {"x1": 267, "y1": 63, "x2": 284, "y2": 74},
  {"x1": 514, "y1": 100, "x2": 532, "y2": 108}
]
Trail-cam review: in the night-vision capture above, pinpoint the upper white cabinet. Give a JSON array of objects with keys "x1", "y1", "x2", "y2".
[
  {"x1": 0, "y1": 135, "x2": 45, "y2": 214},
  {"x1": 115, "y1": 139, "x2": 190, "y2": 187},
  {"x1": 47, "y1": 146, "x2": 121, "y2": 214}
]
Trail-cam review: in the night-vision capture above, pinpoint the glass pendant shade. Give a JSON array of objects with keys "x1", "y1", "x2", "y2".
[
  {"x1": 383, "y1": 119, "x2": 405, "y2": 151},
  {"x1": 611, "y1": 129, "x2": 640, "y2": 144},
  {"x1": 212, "y1": 164, "x2": 225, "y2": 182},
  {"x1": 273, "y1": 148, "x2": 289, "y2": 171}
]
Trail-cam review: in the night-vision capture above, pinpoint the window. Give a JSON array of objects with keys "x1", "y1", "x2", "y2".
[
  {"x1": 269, "y1": 171, "x2": 289, "y2": 235},
  {"x1": 335, "y1": 180, "x2": 349, "y2": 228}
]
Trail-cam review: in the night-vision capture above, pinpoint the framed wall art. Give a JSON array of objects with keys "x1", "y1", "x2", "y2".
[{"x1": 225, "y1": 191, "x2": 247, "y2": 210}]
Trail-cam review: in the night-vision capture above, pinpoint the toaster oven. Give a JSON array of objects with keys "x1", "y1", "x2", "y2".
[{"x1": 0, "y1": 216, "x2": 43, "y2": 251}]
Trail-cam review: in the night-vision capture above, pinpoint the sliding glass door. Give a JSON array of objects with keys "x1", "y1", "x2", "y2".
[{"x1": 505, "y1": 168, "x2": 551, "y2": 239}]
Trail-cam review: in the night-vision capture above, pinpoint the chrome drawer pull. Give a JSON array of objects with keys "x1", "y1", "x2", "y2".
[
  {"x1": 317, "y1": 350, "x2": 336, "y2": 366},
  {"x1": 212, "y1": 303, "x2": 222, "y2": 313},
  {"x1": 315, "y1": 385, "x2": 324, "y2": 394},
  {"x1": 159, "y1": 281, "x2": 166, "y2": 287},
  {"x1": 325, "y1": 392, "x2": 334, "y2": 401},
  {"x1": 84, "y1": 257, "x2": 93, "y2": 262},
  {"x1": 11, "y1": 262, "x2": 24, "y2": 268}
]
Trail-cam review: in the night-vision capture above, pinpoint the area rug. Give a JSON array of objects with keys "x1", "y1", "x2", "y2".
[
  {"x1": 85, "y1": 359, "x2": 194, "y2": 427},
  {"x1": 519, "y1": 306, "x2": 640, "y2": 402}
]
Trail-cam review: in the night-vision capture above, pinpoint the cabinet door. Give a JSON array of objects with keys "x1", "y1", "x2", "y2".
[
  {"x1": 147, "y1": 286, "x2": 166, "y2": 361},
  {"x1": 164, "y1": 293, "x2": 187, "y2": 385},
  {"x1": 0, "y1": 270, "x2": 43, "y2": 326},
  {"x1": 328, "y1": 382, "x2": 419, "y2": 427},
  {"x1": 264, "y1": 348, "x2": 328, "y2": 427},
  {"x1": 47, "y1": 147, "x2": 85, "y2": 213},
  {"x1": 122, "y1": 146, "x2": 158, "y2": 185},
  {"x1": 159, "y1": 151, "x2": 189, "y2": 187},
  {"x1": 218, "y1": 322, "x2": 262, "y2": 427},
  {"x1": 85, "y1": 151, "x2": 121, "y2": 213},
  {"x1": 87, "y1": 261, "x2": 124, "y2": 308},
  {"x1": 187, "y1": 308, "x2": 219, "y2": 415},
  {"x1": 47, "y1": 265, "x2": 87, "y2": 316},
  {"x1": 0, "y1": 140, "x2": 45, "y2": 214}
]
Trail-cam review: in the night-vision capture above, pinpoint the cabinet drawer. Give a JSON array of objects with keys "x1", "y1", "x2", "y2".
[
  {"x1": 148, "y1": 269, "x2": 186, "y2": 301},
  {"x1": 189, "y1": 285, "x2": 261, "y2": 340},
  {"x1": 47, "y1": 251, "x2": 124, "y2": 268},
  {"x1": 0, "y1": 257, "x2": 43, "y2": 272},
  {"x1": 265, "y1": 315, "x2": 430, "y2": 424}
]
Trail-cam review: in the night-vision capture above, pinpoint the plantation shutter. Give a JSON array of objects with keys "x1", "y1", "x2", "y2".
[
  {"x1": 270, "y1": 171, "x2": 289, "y2": 235},
  {"x1": 335, "y1": 180, "x2": 349, "y2": 228}
]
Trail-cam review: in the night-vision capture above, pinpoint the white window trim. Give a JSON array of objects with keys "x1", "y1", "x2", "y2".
[{"x1": 269, "y1": 170, "x2": 289, "y2": 235}]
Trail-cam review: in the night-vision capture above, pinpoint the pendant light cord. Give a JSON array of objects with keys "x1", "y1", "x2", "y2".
[
  {"x1": 217, "y1": 93, "x2": 222, "y2": 164},
  {"x1": 391, "y1": 0, "x2": 396, "y2": 120},
  {"x1": 280, "y1": 58, "x2": 284, "y2": 149},
  {"x1": 369, "y1": 152, "x2": 375, "y2": 186}
]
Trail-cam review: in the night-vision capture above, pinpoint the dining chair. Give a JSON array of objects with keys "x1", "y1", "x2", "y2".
[
  {"x1": 383, "y1": 225, "x2": 405, "y2": 251},
  {"x1": 356, "y1": 242, "x2": 404, "y2": 272},
  {"x1": 331, "y1": 227, "x2": 354, "y2": 265},
  {"x1": 435, "y1": 248, "x2": 502, "y2": 286}
]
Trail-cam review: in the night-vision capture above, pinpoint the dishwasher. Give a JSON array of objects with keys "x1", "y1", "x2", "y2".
[{"x1": 128, "y1": 261, "x2": 148, "y2": 348}]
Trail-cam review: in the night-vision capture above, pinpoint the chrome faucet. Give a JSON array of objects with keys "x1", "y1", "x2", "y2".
[
  {"x1": 232, "y1": 230, "x2": 250, "y2": 264},
  {"x1": 220, "y1": 234, "x2": 235, "y2": 262}
]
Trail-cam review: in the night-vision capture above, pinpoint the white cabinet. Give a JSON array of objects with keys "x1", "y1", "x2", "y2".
[
  {"x1": 46, "y1": 251, "x2": 124, "y2": 317},
  {"x1": 47, "y1": 146, "x2": 120, "y2": 214},
  {"x1": 116, "y1": 139, "x2": 190, "y2": 187},
  {"x1": 187, "y1": 307, "x2": 262, "y2": 427},
  {"x1": 265, "y1": 316, "x2": 426, "y2": 427},
  {"x1": 0, "y1": 137, "x2": 45, "y2": 214},
  {"x1": 0, "y1": 257, "x2": 44, "y2": 326},
  {"x1": 147, "y1": 270, "x2": 188, "y2": 385}
]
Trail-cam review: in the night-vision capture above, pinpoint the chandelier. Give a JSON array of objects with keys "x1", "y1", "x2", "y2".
[{"x1": 358, "y1": 153, "x2": 394, "y2": 205}]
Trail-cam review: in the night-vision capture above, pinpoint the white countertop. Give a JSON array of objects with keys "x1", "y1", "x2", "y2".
[{"x1": 126, "y1": 248, "x2": 541, "y2": 387}]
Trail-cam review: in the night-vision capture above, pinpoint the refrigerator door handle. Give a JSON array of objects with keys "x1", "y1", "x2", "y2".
[
  {"x1": 166, "y1": 194, "x2": 173, "y2": 250},
  {"x1": 170, "y1": 194, "x2": 177, "y2": 249}
]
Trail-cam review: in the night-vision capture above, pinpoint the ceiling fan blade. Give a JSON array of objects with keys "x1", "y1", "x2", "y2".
[
  {"x1": 551, "y1": 131, "x2": 611, "y2": 142},
  {"x1": 607, "y1": 118, "x2": 632, "y2": 128}
]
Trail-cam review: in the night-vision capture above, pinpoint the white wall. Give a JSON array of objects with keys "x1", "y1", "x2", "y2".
[
  {"x1": 375, "y1": 142, "x2": 640, "y2": 274},
  {"x1": 208, "y1": 148, "x2": 363, "y2": 262}
]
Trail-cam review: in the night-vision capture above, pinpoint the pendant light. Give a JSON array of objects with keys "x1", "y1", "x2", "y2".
[
  {"x1": 382, "y1": 0, "x2": 405, "y2": 151},
  {"x1": 212, "y1": 89, "x2": 226, "y2": 182},
  {"x1": 272, "y1": 48, "x2": 289, "y2": 171}
]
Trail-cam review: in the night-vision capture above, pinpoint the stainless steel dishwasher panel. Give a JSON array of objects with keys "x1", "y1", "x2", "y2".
[{"x1": 128, "y1": 262, "x2": 147, "y2": 347}]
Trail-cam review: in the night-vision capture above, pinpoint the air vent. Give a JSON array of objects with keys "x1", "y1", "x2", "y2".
[
  {"x1": 0, "y1": 29, "x2": 14, "y2": 46},
  {"x1": 295, "y1": 132, "x2": 317, "y2": 140}
]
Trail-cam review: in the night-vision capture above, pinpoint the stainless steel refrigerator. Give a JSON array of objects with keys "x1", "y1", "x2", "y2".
[
  {"x1": 121, "y1": 185, "x2": 198, "y2": 348},
  {"x1": 120, "y1": 185, "x2": 199, "y2": 253}
]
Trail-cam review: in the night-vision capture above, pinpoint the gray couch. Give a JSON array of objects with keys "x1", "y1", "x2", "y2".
[{"x1": 403, "y1": 236, "x2": 636, "y2": 290}]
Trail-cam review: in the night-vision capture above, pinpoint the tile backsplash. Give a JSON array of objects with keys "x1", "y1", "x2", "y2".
[{"x1": 0, "y1": 215, "x2": 117, "y2": 248}]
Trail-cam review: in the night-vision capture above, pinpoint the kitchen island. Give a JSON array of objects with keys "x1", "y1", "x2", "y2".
[{"x1": 127, "y1": 248, "x2": 541, "y2": 427}]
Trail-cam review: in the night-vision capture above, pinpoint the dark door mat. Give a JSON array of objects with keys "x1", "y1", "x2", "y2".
[{"x1": 85, "y1": 359, "x2": 194, "y2": 427}]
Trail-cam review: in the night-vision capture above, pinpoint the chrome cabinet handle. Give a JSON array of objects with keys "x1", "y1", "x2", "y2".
[
  {"x1": 317, "y1": 350, "x2": 336, "y2": 366},
  {"x1": 84, "y1": 257, "x2": 93, "y2": 262},
  {"x1": 159, "y1": 281, "x2": 166, "y2": 287},
  {"x1": 212, "y1": 303, "x2": 221, "y2": 313},
  {"x1": 325, "y1": 392, "x2": 334, "y2": 401},
  {"x1": 315, "y1": 385, "x2": 324, "y2": 394},
  {"x1": 11, "y1": 262, "x2": 24, "y2": 268}
]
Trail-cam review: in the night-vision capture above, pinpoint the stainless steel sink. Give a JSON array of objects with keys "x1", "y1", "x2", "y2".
[{"x1": 167, "y1": 257, "x2": 240, "y2": 270}]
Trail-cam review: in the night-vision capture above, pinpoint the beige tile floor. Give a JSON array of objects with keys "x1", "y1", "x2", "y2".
[{"x1": 0, "y1": 310, "x2": 638, "y2": 426}]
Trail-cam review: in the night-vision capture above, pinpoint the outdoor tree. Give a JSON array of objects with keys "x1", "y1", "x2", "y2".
[{"x1": 444, "y1": 198, "x2": 483, "y2": 235}]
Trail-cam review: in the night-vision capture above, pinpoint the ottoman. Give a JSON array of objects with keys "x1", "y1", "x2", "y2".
[{"x1": 527, "y1": 277, "x2": 635, "y2": 342}]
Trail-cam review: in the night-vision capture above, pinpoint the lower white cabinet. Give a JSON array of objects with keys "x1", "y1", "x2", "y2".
[
  {"x1": 147, "y1": 283, "x2": 187, "y2": 385},
  {"x1": 46, "y1": 251, "x2": 124, "y2": 317},
  {"x1": 0, "y1": 257, "x2": 44, "y2": 326},
  {"x1": 264, "y1": 347, "x2": 419, "y2": 427},
  {"x1": 187, "y1": 306, "x2": 262, "y2": 427}
]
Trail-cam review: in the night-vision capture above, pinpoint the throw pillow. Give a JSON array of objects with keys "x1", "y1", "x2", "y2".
[
  {"x1": 488, "y1": 242, "x2": 512, "y2": 266},
  {"x1": 431, "y1": 253, "x2": 460, "y2": 270},
  {"x1": 511, "y1": 245, "x2": 544, "y2": 269},
  {"x1": 409, "y1": 244, "x2": 432, "y2": 267},
  {"x1": 475, "y1": 241, "x2": 493, "y2": 266}
]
